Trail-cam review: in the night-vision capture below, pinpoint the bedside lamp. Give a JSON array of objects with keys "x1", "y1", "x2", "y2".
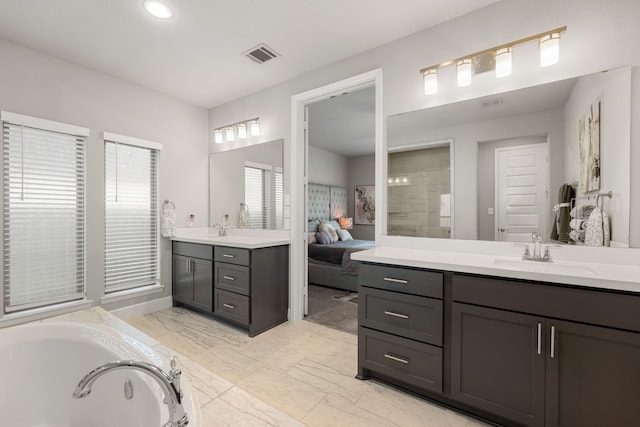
[{"x1": 339, "y1": 217, "x2": 353, "y2": 230}]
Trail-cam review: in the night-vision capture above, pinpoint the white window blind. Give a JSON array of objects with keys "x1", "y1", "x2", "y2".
[
  {"x1": 275, "y1": 168, "x2": 284, "y2": 230},
  {"x1": 2, "y1": 114, "x2": 87, "y2": 313},
  {"x1": 244, "y1": 164, "x2": 271, "y2": 229},
  {"x1": 104, "y1": 136, "x2": 160, "y2": 293}
]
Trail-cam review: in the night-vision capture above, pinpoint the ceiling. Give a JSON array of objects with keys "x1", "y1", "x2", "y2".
[{"x1": 0, "y1": 0, "x2": 498, "y2": 109}]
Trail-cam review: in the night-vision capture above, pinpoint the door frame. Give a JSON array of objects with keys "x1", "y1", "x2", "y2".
[{"x1": 289, "y1": 69, "x2": 383, "y2": 322}]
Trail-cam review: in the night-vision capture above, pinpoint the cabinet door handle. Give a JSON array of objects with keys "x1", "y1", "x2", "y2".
[
  {"x1": 383, "y1": 277, "x2": 408, "y2": 284},
  {"x1": 185, "y1": 259, "x2": 191, "y2": 273},
  {"x1": 384, "y1": 310, "x2": 409, "y2": 319},
  {"x1": 384, "y1": 353, "x2": 409, "y2": 364},
  {"x1": 223, "y1": 276, "x2": 235, "y2": 281},
  {"x1": 223, "y1": 303, "x2": 235, "y2": 309},
  {"x1": 222, "y1": 254, "x2": 235, "y2": 258},
  {"x1": 550, "y1": 325, "x2": 556, "y2": 358},
  {"x1": 537, "y1": 322, "x2": 542, "y2": 355}
]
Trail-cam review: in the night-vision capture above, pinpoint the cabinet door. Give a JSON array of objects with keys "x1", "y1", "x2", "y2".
[
  {"x1": 172, "y1": 255, "x2": 193, "y2": 304},
  {"x1": 546, "y1": 320, "x2": 640, "y2": 427},
  {"x1": 192, "y1": 258, "x2": 213, "y2": 312},
  {"x1": 452, "y1": 303, "x2": 545, "y2": 427}
]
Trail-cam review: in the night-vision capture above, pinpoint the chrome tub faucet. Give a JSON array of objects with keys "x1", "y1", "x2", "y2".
[{"x1": 73, "y1": 356, "x2": 189, "y2": 427}]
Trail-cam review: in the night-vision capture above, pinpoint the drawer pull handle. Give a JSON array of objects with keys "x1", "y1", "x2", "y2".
[
  {"x1": 223, "y1": 303, "x2": 235, "y2": 309},
  {"x1": 222, "y1": 254, "x2": 235, "y2": 258},
  {"x1": 384, "y1": 353, "x2": 409, "y2": 364},
  {"x1": 383, "y1": 277, "x2": 408, "y2": 284},
  {"x1": 384, "y1": 310, "x2": 409, "y2": 319},
  {"x1": 550, "y1": 325, "x2": 556, "y2": 358},
  {"x1": 537, "y1": 322, "x2": 542, "y2": 355},
  {"x1": 223, "y1": 276, "x2": 235, "y2": 281}
]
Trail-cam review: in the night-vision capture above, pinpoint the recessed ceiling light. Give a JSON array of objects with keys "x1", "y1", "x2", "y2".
[{"x1": 143, "y1": 0, "x2": 174, "y2": 19}]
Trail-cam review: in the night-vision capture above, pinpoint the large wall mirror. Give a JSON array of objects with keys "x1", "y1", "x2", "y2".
[
  {"x1": 209, "y1": 139, "x2": 286, "y2": 229},
  {"x1": 387, "y1": 67, "x2": 632, "y2": 247}
]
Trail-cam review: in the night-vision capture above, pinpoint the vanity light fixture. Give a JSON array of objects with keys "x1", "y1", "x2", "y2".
[
  {"x1": 212, "y1": 118, "x2": 260, "y2": 143},
  {"x1": 420, "y1": 26, "x2": 566, "y2": 94},
  {"x1": 143, "y1": 0, "x2": 174, "y2": 19}
]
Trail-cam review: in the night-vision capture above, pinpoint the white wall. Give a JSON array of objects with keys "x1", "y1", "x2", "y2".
[
  {"x1": 308, "y1": 145, "x2": 348, "y2": 186},
  {"x1": 208, "y1": 0, "x2": 640, "y2": 247},
  {"x1": 0, "y1": 39, "x2": 209, "y2": 311},
  {"x1": 564, "y1": 67, "x2": 631, "y2": 246}
]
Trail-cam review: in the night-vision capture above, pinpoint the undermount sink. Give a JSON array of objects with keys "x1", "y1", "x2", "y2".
[{"x1": 492, "y1": 257, "x2": 596, "y2": 276}]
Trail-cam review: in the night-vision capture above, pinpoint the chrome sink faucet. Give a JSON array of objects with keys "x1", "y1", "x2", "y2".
[
  {"x1": 522, "y1": 232, "x2": 553, "y2": 262},
  {"x1": 212, "y1": 223, "x2": 227, "y2": 236},
  {"x1": 73, "y1": 356, "x2": 189, "y2": 427}
]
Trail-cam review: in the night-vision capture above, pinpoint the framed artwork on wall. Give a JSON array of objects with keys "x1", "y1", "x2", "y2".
[
  {"x1": 354, "y1": 185, "x2": 375, "y2": 225},
  {"x1": 578, "y1": 100, "x2": 601, "y2": 193}
]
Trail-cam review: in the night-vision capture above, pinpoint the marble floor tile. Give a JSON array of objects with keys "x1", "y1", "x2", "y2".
[{"x1": 196, "y1": 343, "x2": 265, "y2": 384}]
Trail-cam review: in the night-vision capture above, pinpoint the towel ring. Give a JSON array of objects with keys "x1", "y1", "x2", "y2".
[{"x1": 163, "y1": 200, "x2": 175, "y2": 209}]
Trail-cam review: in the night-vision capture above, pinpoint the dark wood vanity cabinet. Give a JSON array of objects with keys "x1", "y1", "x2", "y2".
[
  {"x1": 172, "y1": 242, "x2": 213, "y2": 312},
  {"x1": 358, "y1": 263, "x2": 640, "y2": 427},
  {"x1": 172, "y1": 241, "x2": 289, "y2": 337}
]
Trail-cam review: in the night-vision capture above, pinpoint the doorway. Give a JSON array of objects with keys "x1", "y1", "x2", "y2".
[{"x1": 289, "y1": 69, "x2": 383, "y2": 322}]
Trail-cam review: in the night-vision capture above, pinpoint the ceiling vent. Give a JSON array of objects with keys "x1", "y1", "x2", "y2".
[
  {"x1": 481, "y1": 97, "x2": 504, "y2": 108},
  {"x1": 244, "y1": 44, "x2": 280, "y2": 64}
]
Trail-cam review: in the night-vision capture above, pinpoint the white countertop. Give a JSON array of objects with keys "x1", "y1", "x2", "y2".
[
  {"x1": 170, "y1": 227, "x2": 290, "y2": 249},
  {"x1": 351, "y1": 245, "x2": 640, "y2": 294}
]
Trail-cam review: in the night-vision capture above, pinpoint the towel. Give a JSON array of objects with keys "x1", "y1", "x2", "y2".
[
  {"x1": 584, "y1": 207, "x2": 610, "y2": 247},
  {"x1": 161, "y1": 201, "x2": 176, "y2": 237},
  {"x1": 550, "y1": 184, "x2": 575, "y2": 242},
  {"x1": 569, "y1": 218, "x2": 586, "y2": 231},
  {"x1": 569, "y1": 229, "x2": 586, "y2": 243},
  {"x1": 570, "y1": 204, "x2": 595, "y2": 219}
]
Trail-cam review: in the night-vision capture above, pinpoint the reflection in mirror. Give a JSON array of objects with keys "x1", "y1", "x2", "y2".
[
  {"x1": 209, "y1": 139, "x2": 285, "y2": 229},
  {"x1": 387, "y1": 67, "x2": 631, "y2": 247},
  {"x1": 388, "y1": 141, "x2": 452, "y2": 238}
]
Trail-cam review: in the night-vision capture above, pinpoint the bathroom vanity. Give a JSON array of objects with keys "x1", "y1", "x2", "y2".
[
  {"x1": 353, "y1": 246, "x2": 640, "y2": 427},
  {"x1": 171, "y1": 229, "x2": 289, "y2": 337}
]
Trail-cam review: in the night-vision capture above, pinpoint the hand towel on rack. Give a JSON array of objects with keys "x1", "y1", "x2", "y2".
[
  {"x1": 569, "y1": 229, "x2": 586, "y2": 243},
  {"x1": 550, "y1": 184, "x2": 575, "y2": 243},
  {"x1": 161, "y1": 200, "x2": 176, "y2": 237},
  {"x1": 584, "y1": 207, "x2": 610, "y2": 247},
  {"x1": 570, "y1": 204, "x2": 595, "y2": 219},
  {"x1": 569, "y1": 218, "x2": 587, "y2": 231}
]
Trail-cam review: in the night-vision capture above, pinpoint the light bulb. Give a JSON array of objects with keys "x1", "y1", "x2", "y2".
[{"x1": 143, "y1": 0, "x2": 174, "y2": 19}]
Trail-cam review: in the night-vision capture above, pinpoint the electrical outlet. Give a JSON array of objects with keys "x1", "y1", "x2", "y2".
[{"x1": 488, "y1": 207, "x2": 494, "y2": 215}]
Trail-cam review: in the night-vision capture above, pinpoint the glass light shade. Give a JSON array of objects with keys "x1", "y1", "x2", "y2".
[
  {"x1": 250, "y1": 121, "x2": 260, "y2": 136},
  {"x1": 237, "y1": 123, "x2": 247, "y2": 139},
  {"x1": 457, "y1": 59, "x2": 472, "y2": 87},
  {"x1": 495, "y1": 47, "x2": 512, "y2": 78},
  {"x1": 214, "y1": 129, "x2": 223, "y2": 144},
  {"x1": 539, "y1": 33, "x2": 560, "y2": 67},
  {"x1": 423, "y1": 69, "x2": 438, "y2": 95},
  {"x1": 225, "y1": 127, "x2": 235, "y2": 142},
  {"x1": 143, "y1": 0, "x2": 174, "y2": 19}
]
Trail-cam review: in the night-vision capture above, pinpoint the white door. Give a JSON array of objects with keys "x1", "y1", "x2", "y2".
[
  {"x1": 495, "y1": 143, "x2": 548, "y2": 242},
  {"x1": 303, "y1": 105, "x2": 309, "y2": 316}
]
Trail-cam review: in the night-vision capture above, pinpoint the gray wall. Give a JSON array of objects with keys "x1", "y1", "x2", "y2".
[
  {"x1": 308, "y1": 145, "x2": 348, "y2": 186},
  {"x1": 348, "y1": 155, "x2": 376, "y2": 240},
  {"x1": 0, "y1": 38, "x2": 209, "y2": 311}
]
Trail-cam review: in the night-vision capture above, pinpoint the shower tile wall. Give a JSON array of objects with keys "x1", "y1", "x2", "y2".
[{"x1": 388, "y1": 146, "x2": 450, "y2": 238}]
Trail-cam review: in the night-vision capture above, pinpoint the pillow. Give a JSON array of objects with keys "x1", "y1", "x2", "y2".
[
  {"x1": 315, "y1": 230, "x2": 334, "y2": 245},
  {"x1": 323, "y1": 220, "x2": 341, "y2": 233},
  {"x1": 307, "y1": 219, "x2": 321, "y2": 233},
  {"x1": 308, "y1": 232, "x2": 317, "y2": 244},
  {"x1": 336, "y1": 228, "x2": 353, "y2": 241},
  {"x1": 318, "y1": 222, "x2": 339, "y2": 242}
]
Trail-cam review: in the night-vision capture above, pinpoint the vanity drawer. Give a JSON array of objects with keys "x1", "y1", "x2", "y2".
[
  {"x1": 214, "y1": 246, "x2": 250, "y2": 266},
  {"x1": 360, "y1": 327, "x2": 442, "y2": 393},
  {"x1": 215, "y1": 262, "x2": 250, "y2": 296},
  {"x1": 360, "y1": 287, "x2": 443, "y2": 345},
  {"x1": 173, "y1": 241, "x2": 213, "y2": 260},
  {"x1": 359, "y1": 263, "x2": 443, "y2": 298},
  {"x1": 214, "y1": 289, "x2": 249, "y2": 326}
]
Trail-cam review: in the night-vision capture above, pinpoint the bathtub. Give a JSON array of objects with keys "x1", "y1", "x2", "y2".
[{"x1": 0, "y1": 321, "x2": 199, "y2": 427}]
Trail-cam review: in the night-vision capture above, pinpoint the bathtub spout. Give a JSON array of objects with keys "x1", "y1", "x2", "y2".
[{"x1": 73, "y1": 358, "x2": 189, "y2": 427}]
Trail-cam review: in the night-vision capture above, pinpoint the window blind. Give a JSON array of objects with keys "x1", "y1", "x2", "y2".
[
  {"x1": 104, "y1": 139, "x2": 159, "y2": 293},
  {"x1": 275, "y1": 168, "x2": 284, "y2": 230},
  {"x1": 244, "y1": 164, "x2": 271, "y2": 229},
  {"x1": 2, "y1": 118, "x2": 87, "y2": 313}
]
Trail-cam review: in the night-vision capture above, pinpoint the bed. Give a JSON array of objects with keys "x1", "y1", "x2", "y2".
[{"x1": 307, "y1": 183, "x2": 374, "y2": 292}]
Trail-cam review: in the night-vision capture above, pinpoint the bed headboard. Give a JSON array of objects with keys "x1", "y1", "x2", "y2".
[{"x1": 308, "y1": 183, "x2": 347, "y2": 220}]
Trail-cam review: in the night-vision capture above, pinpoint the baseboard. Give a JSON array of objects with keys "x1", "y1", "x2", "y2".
[{"x1": 109, "y1": 296, "x2": 173, "y2": 320}]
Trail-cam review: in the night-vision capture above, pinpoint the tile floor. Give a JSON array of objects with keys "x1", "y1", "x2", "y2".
[{"x1": 127, "y1": 307, "x2": 491, "y2": 427}]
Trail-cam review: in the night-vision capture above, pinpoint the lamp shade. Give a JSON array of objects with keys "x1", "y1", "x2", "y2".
[
  {"x1": 495, "y1": 47, "x2": 512, "y2": 77},
  {"x1": 237, "y1": 123, "x2": 247, "y2": 139},
  {"x1": 214, "y1": 129, "x2": 223, "y2": 144},
  {"x1": 225, "y1": 127, "x2": 235, "y2": 141},
  {"x1": 539, "y1": 33, "x2": 560, "y2": 67},
  {"x1": 423, "y1": 69, "x2": 438, "y2": 95},
  {"x1": 457, "y1": 59, "x2": 472, "y2": 87},
  {"x1": 250, "y1": 121, "x2": 260, "y2": 136},
  {"x1": 339, "y1": 217, "x2": 353, "y2": 230}
]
